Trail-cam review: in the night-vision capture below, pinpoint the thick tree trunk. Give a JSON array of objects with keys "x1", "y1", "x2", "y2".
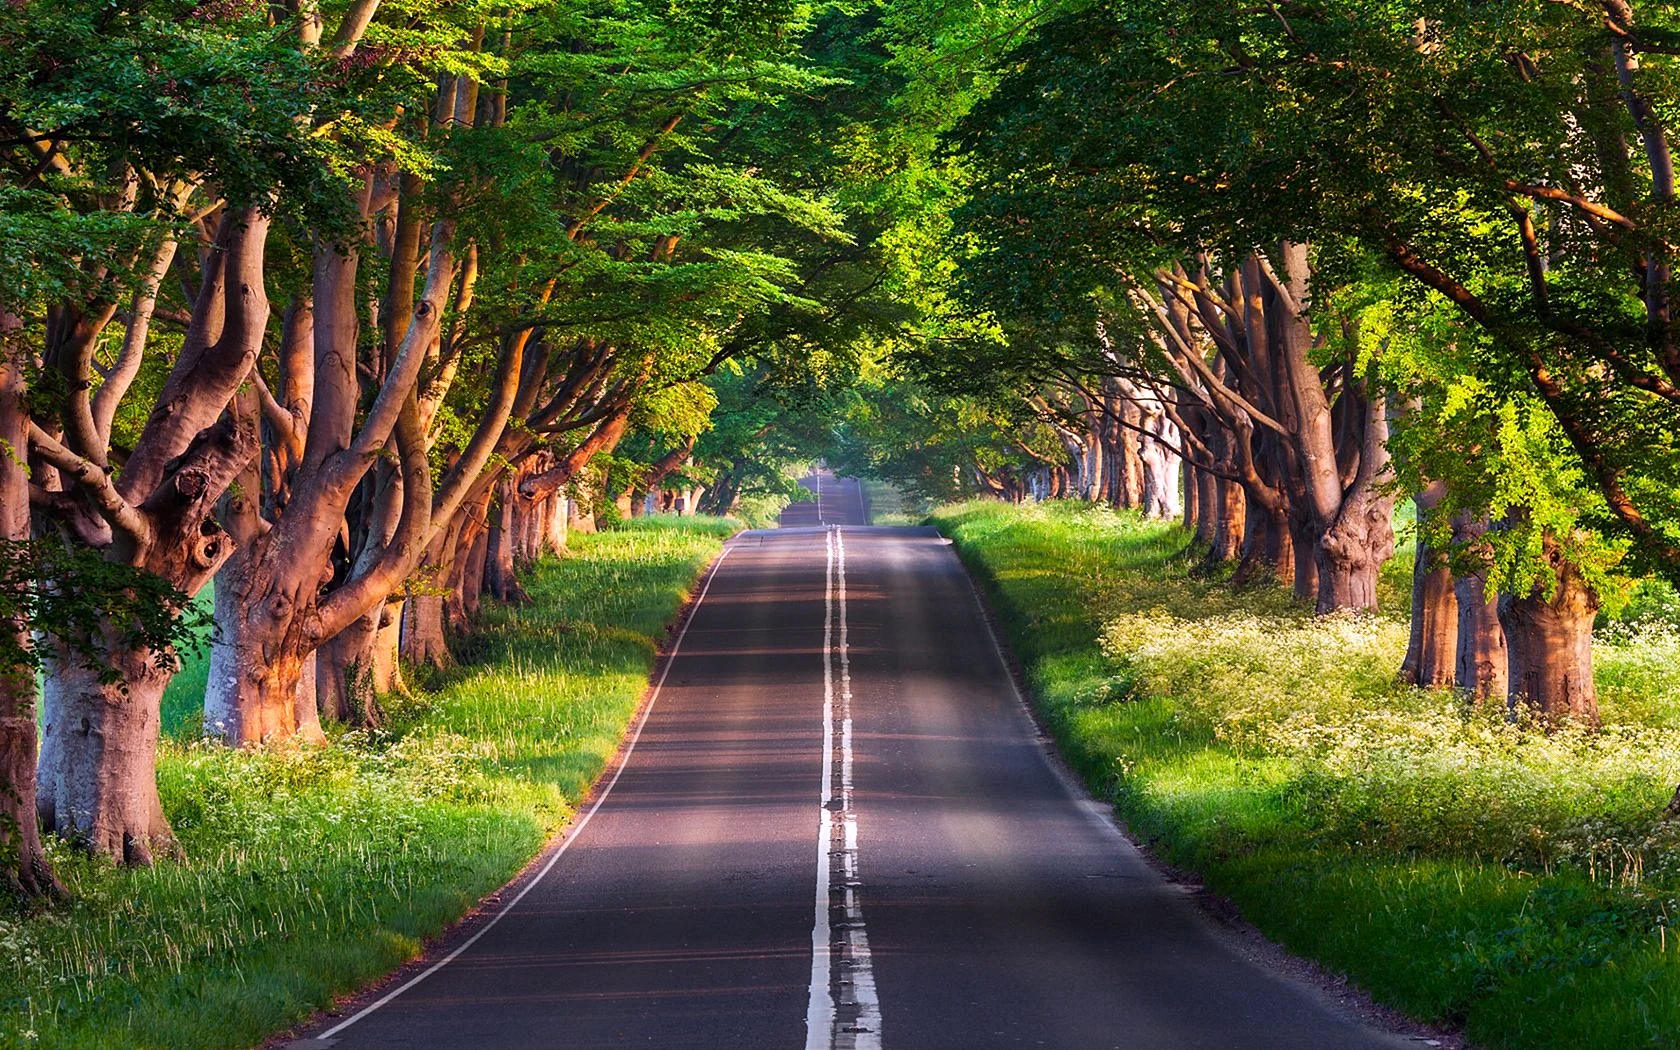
[
  {"x1": 1195, "y1": 468, "x2": 1220, "y2": 548},
  {"x1": 37, "y1": 653, "x2": 177, "y2": 865},
  {"x1": 402, "y1": 593, "x2": 452, "y2": 669},
  {"x1": 0, "y1": 674, "x2": 54, "y2": 897},
  {"x1": 317, "y1": 621, "x2": 374, "y2": 726},
  {"x1": 1313, "y1": 504, "x2": 1392, "y2": 613},
  {"x1": 203, "y1": 552, "x2": 325, "y2": 745},
  {"x1": 1451, "y1": 514, "x2": 1508, "y2": 701},
  {"x1": 461, "y1": 516, "x2": 490, "y2": 623},
  {"x1": 1499, "y1": 542, "x2": 1600, "y2": 724}
]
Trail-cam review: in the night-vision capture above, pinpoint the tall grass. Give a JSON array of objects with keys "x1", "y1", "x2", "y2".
[
  {"x1": 932, "y1": 499, "x2": 1680, "y2": 1050},
  {"x1": 0, "y1": 516, "x2": 735, "y2": 1050}
]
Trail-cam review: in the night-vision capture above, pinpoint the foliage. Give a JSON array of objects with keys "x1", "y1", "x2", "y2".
[{"x1": 0, "y1": 541, "x2": 209, "y2": 686}]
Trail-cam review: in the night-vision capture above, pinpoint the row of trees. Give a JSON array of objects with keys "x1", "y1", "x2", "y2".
[
  {"x1": 0, "y1": 1, "x2": 925, "y2": 898},
  {"x1": 848, "y1": 1, "x2": 1678, "y2": 734}
]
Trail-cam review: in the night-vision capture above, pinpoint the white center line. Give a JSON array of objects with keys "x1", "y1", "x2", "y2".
[{"x1": 805, "y1": 526, "x2": 882, "y2": 1050}]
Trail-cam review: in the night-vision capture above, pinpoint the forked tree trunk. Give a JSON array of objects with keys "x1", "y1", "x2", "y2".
[
  {"x1": 37, "y1": 652, "x2": 178, "y2": 865},
  {"x1": 1498, "y1": 540, "x2": 1600, "y2": 724},
  {"x1": 1451, "y1": 514, "x2": 1507, "y2": 701}
]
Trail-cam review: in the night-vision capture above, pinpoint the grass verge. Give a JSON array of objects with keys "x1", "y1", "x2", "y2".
[
  {"x1": 1, "y1": 515, "x2": 736, "y2": 1050},
  {"x1": 931, "y1": 499, "x2": 1680, "y2": 1050}
]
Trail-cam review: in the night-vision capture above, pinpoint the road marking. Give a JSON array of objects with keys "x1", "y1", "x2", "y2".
[
  {"x1": 806, "y1": 526, "x2": 882, "y2": 1050},
  {"x1": 315, "y1": 544, "x2": 737, "y2": 1041}
]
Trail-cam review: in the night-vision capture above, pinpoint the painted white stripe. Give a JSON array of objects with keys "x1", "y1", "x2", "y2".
[
  {"x1": 834, "y1": 526, "x2": 883, "y2": 1049},
  {"x1": 317, "y1": 544, "x2": 738, "y2": 1041},
  {"x1": 806, "y1": 527, "x2": 837, "y2": 1049},
  {"x1": 806, "y1": 526, "x2": 882, "y2": 1050}
]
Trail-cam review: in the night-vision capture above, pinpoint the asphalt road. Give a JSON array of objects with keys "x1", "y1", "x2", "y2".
[{"x1": 301, "y1": 473, "x2": 1414, "y2": 1049}]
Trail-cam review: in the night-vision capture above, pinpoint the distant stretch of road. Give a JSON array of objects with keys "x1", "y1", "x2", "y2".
[{"x1": 297, "y1": 472, "x2": 1411, "y2": 1049}]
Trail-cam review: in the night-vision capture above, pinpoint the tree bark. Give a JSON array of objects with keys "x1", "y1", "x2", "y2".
[
  {"x1": 1208, "y1": 477, "x2": 1245, "y2": 565},
  {"x1": 1401, "y1": 485, "x2": 1458, "y2": 687},
  {"x1": 37, "y1": 652, "x2": 177, "y2": 865},
  {"x1": 484, "y1": 474, "x2": 527, "y2": 603},
  {"x1": 1498, "y1": 537, "x2": 1600, "y2": 724},
  {"x1": 1451, "y1": 513, "x2": 1508, "y2": 702},
  {"x1": 0, "y1": 329, "x2": 57, "y2": 897}
]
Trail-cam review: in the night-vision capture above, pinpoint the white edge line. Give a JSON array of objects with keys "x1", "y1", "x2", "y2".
[{"x1": 318, "y1": 542, "x2": 739, "y2": 1040}]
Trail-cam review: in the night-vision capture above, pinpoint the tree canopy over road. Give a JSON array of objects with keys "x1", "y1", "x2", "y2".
[{"x1": 4, "y1": 1, "x2": 1680, "y2": 1003}]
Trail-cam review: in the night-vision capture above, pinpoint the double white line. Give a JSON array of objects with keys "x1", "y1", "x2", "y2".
[{"x1": 805, "y1": 525, "x2": 882, "y2": 1050}]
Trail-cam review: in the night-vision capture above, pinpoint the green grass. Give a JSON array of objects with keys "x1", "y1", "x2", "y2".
[
  {"x1": 0, "y1": 516, "x2": 736, "y2": 1050},
  {"x1": 931, "y1": 499, "x2": 1680, "y2": 1050}
]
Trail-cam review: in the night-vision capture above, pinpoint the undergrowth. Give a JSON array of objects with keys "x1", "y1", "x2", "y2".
[
  {"x1": 0, "y1": 516, "x2": 735, "y2": 1050},
  {"x1": 931, "y1": 499, "x2": 1680, "y2": 1050}
]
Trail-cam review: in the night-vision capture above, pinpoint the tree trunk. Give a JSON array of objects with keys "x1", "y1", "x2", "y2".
[
  {"x1": 1195, "y1": 467, "x2": 1220, "y2": 548},
  {"x1": 1235, "y1": 503, "x2": 1294, "y2": 586},
  {"x1": 544, "y1": 488, "x2": 568, "y2": 556},
  {"x1": 1289, "y1": 511, "x2": 1319, "y2": 604},
  {"x1": 1207, "y1": 477, "x2": 1245, "y2": 565},
  {"x1": 1313, "y1": 501, "x2": 1392, "y2": 613},
  {"x1": 37, "y1": 652, "x2": 178, "y2": 865},
  {"x1": 203, "y1": 550, "x2": 325, "y2": 745},
  {"x1": 1401, "y1": 484, "x2": 1457, "y2": 687},
  {"x1": 402, "y1": 593, "x2": 452, "y2": 669},
  {"x1": 1451, "y1": 514, "x2": 1508, "y2": 702},
  {"x1": 1182, "y1": 461, "x2": 1199, "y2": 533},
  {"x1": 0, "y1": 331, "x2": 56, "y2": 896},
  {"x1": 1401, "y1": 539, "x2": 1457, "y2": 687},
  {"x1": 316, "y1": 618, "x2": 377, "y2": 726},
  {"x1": 1498, "y1": 540, "x2": 1600, "y2": 724},
  {"x1": 484, "y1": 475, "x2": 526, "y2": 603},
  {"x1": 461, "y1": 515, "x2": 491, "y2": 623}
]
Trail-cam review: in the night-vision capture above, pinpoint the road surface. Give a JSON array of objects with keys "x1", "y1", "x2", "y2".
[{"x1": 298, "y1": 473, "x2": 1413, "y2": 1049}]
